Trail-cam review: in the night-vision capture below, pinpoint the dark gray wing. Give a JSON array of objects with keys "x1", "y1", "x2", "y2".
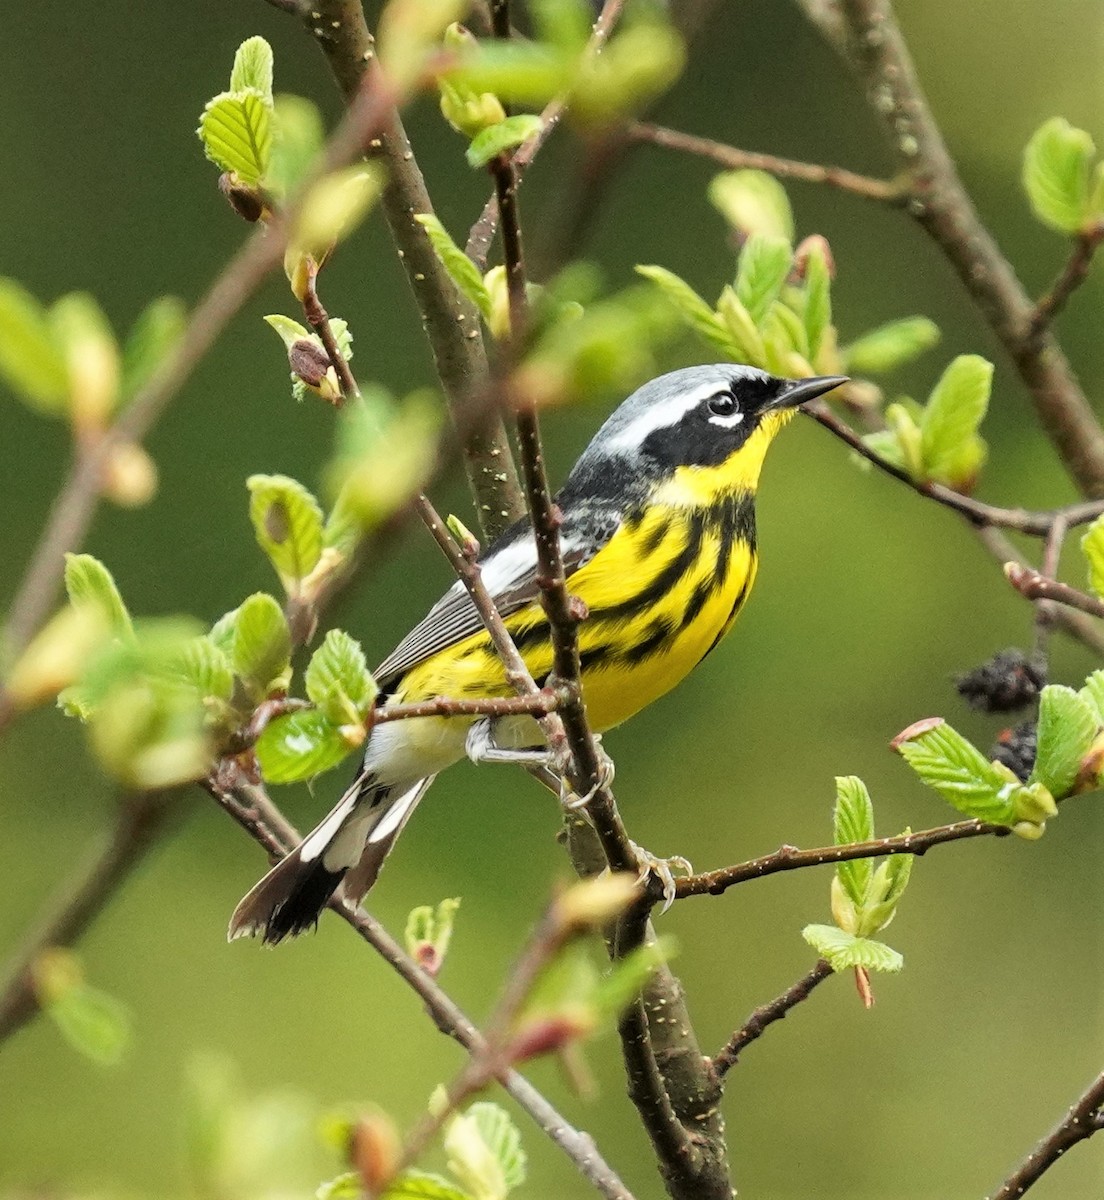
[{"x1": 373, "y1": 506, "x2": 617, "y2": 690}]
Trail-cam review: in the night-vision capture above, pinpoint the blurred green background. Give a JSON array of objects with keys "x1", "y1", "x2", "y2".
[{"x1": 2, "y1": 1, "x2": 1104, "y2": 1197}]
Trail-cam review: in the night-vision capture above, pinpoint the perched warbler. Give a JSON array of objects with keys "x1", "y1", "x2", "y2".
[{"x1": 230, "y1": 365, "x2": 845, "y2": 943}]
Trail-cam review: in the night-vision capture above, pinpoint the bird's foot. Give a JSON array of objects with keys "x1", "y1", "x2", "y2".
[
  {"x1": 628, "y1": 841, "x2": 693, "y2": 914},
  {"x1": 559, "y1": 738, "x2": 616, "y2": 810}
]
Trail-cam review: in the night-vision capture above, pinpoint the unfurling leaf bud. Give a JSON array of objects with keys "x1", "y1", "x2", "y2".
[
  {"x1": 218, "y1": 172, "x2": 267, "y2": 223},
  {"x1": 349, "y1": 1110, "x2": 401, "y2": 1192},
  {"x1": 103, "y1": 442, "x2": 158, "y2": 508},
  {"x1": 446, "y1": 513, "x2": 480, "y2": 558},
  {"x1": 792, "y1": 234, "x2": 836, "y2": 281},
  {"x1": 554, "y1": 873, "x2": 641, "y2": 931}
]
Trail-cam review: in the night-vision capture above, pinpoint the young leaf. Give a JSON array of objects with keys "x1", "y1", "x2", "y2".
[
  {"x1": 269, "y1": 94, "x2": 325, "y2": 197},
  {"x1": 247, "y1": 474, "x2": 325, "y2": 593},
  {"x1": 9, "y1": 606, "x2": 110, "y2": 711},
  {"x1": 466, "y1": 1104, "x2": 527, "y2": 1193},
  {"x1": 842, "y1": 316, "x2": 940, "y2": 375},
  {"x1": 46, "y1": 978, "x2": 132, "y2": 1066},
  {"x1": 833, "y1": 776, "x2": 875, "y2": 905},
  {"x1": 1023, "y1": 117, "x2": 1096, "y2": 234},
  {"x1": 415, "y1": 215, "x2": 493, "y2": 321},
  {"x1": 256, "y1": 708, "x2": 353, "y2": 783},
  {"x1": 466, "y1": 115, "x2": 544, "y2": 169},
  {"x1": 801, "y1": 243, "x2": 832, "y2": 361},
  {"x1": 802, "y1": 925, "x2": 902, "y2": 973},
  {"x1": 735, "y1": 234, "x2": 793, "y2": 325},
  {"x1": 1030, "y1": 684, "x2": 1099, "y2": 798},
  {"x1": 198, "y1": 90, "x2": 273, "y2": 186},
  {"x1": 120, "y1": 296, "x2": 186, "y2": 404},
  {"x1": 1081, "y1": 513, "x2": 1104, "y2": 597},
  {"x1": 636, "y1": 265, "x2": 743, "y2": 359},
  {"x1": 230, "y1": 593, "x2": 292, "y2": 694},
  {"x1": 707, "y1": 170, "x2": 794, "y2": 241},
  {"x1": 50, "y1": 292, "x2": 120, "y2": 428},
  {"x1": 229, "y1": 36, "x2": 274, "y2": 100},
  {"x1": 405, "y1": 897, "x2": 461, "y2": 975},
  {"x1": 1079, "y1": 669, "x2": 1104, "y2": 722},
  {"x1": 919, "y1": 354, "x2": 992, "y2": 487},
  {"x1": 289, "y1": 166, "x2": 382, "y2": 275},
  {"x1": 380, "y1": 1172, "x2": 471, "y2": 1200},
  {"x1": 443, "y1": 40, "x2": 572, "y2": 108},
  {"x1": 0, "y1": 277, "x2": 70, "y2": 413},
  {"x1": 570, "y1": 24, "x2": 685, "y2": 127},
  {"x1": 64, "y1": 553, "x2": 132, "y2": 637},
  {"x1": 169, "y1": 636, "x2": 235, "y2": 704},
  {"x1": 530, "y1": 0, "x2": 591, "y2": 51},
  {"x1": 316, "y1": 1174, "x2": 362, "y2": 1200},
  {"x1": 893, "y1": 718, "x2": 1019, "y2": 823},
  {"x1": 715, "y1": 286, "x2": 768, "y2": 365},
  {"x1": 305, "y1": 629, "x2": 376, "y2": 724},
  {"x1": 444, "y1": 1104, "x2": 510, "y2": 1200}
]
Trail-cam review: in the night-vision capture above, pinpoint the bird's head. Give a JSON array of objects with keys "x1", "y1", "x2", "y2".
[{"x1": 571, "y1": 365, "x2": 846, "y2": 505}]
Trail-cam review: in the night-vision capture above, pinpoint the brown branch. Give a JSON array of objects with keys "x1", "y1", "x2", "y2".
[
  {"x1": 0, "y1": 792, "x2": 181, "y2": 1045},
  {"x1": 208, "y1": 767, "x2": 635, "y2": 1200},
  {"x1": 373, "y1": 689, "x2": 561, "y2": 724},
  {"x1": 1004, "y1": 562, "x2": 1104, "y2": 621},
  {"x1": 711, "y1": 959, "x2": 835, "y2": 1076},
  {"x1": 294, "y1": 0, "x2": 525, "y2": 539},
  {"x1": 465, "y1": 0, "x2": 628, "y2": 270},
  {"x1": 675, "y1": 819, "x2": 1007, "y2": 899},
  {"x1": 1, "y1": 63, "x2": 399, "y2": 669},
  {"x1": 628, "y1": 122, "x2": 907, "y2": 204},
  {"x1": 799, "y1": 0, "x2": 1104, "y2": 498},
  {"x1": 303, "y1": 273, "x2": 361, "y2": 400},
  {"x1": 1029, "y1": 224, "x2": 1104, "y2": 337},
  {"x1": 988, "y1": 1067, "x2": 1104, "y2": 1199}
]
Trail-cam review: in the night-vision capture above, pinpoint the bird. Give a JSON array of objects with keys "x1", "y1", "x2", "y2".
[{"x1": 230, "y1": 364, "x2": 846, "y2": 943}]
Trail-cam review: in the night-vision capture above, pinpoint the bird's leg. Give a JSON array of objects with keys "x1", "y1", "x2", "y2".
[
  {"x1": 465, "y1": 717, "x2": 552, "y2": 768},
  {"x1": 626, "y1": 842, "x2": 693, "y2": 914}
]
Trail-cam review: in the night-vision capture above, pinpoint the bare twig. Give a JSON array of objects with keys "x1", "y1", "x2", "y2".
[
  {"x1": 1029, "y1": 224, "x2": 1104, "y2": 337},
  {"x1": 0, "y1": 793, "x2": 181, "y2": 1045},
  {"x1": 988, "y1": 1067, "x2": 1104, "y2": 1200},
  {"x1": 209, "y1": 767, "x2": 635, "y2": 1200},
  {"x1": 804, "y1": 403, "x2": 1104, "y2": 535},
  {"x1": 711, "y1": 959, "x2": 835, "y2": 1076},
  {"x1": 303, "y1": 273, "x2": 361, "y2": 400},
  {"x1": 675, "y1": 819, "x2": 1007, "y2": 899},
  {"x1": 1005, "y1": 562, "x2": 1104, "y2": 621},
  {"x1": 293, "y1": 0, "x2": 525, "y2": 538},
  {"x1": 628, "y1": 122, "x2": 907, "y2": 204},
  {"x1": 799, "y1": 0, "x2": 1104, "y2": 497}
]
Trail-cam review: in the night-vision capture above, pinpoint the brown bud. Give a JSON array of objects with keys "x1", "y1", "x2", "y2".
[
  {"x1": 792, "y1": 233, "x2": 836, "y2": 281},
  {"x1": 218, "y1": 172, "x2": 266, "y2": 223},
  {"x1": 289, "y1": 338, "x2": 332, "y2": 387},
  {"x1": 349, "y1": 1111, "x2": 400, "y2": 1192}
]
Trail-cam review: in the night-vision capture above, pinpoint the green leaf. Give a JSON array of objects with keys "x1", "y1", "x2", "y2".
[
  {"x1": 466, "y1": 115, "x2": 544, "y2": 169},
  {"x1": 64, "y1": 553, "x2": 132, "y2": 637},
  {"x1": 229, "y1": 36, "x2": 274, "y2": 100},
  {"x1": 919, "y1": 354, "x2": 992, "y2": 488},
  {"x1": 802, "y1": 244, "x2": 832, "y2": 361},
  {"x1": 530, "y1": 0, "x2": 591, "y2": 51},
  {"x1": 316, "y1": 1173, "x2": 362, "y2": 1200},
  {"x1": 707, "y1": 169, "x2": 794, "y2": 241},
  {"x1": 445, "y1": 1103, "x2": 513, "y2": 1200},
  {"x1": 802, "y1": 925, "x2": 902, "y2": 973},
  {"x1": 635, "y1": 265, "x2": 743, "y2": 359},
  {"x1": 0, "y1": 277, "x2": 70, "y2": 413},
  {"x1": 444, "y1": 41, "x2": 572, "y2": 108},
  {"x1": 1081, "y1": 513, "x2": 1104, "y2": 597},
  {"x1": 715, "y1": 286, "x2": 768, "y2": 366},
  {"x1": 169, "y1": 636, "x2": 235, "y2": 704},
  {"x1": 230, "y1": 593, "x2": 291, "y2": 694},
  {"x1": 289, "y1": 166, "x2": 382, "y2": 272},
  {"x1": 466, "y1": 1104, "x2": 526, "y2": 1194},
  {"x1": 198, "y1": 90, "x2": 273, "y2": 186},
  {"x1": 120, "y1": 296, "x2": 186, "y2": 404},
  {"x1": 247, "y1": 474, "x2": 325, "y2": 594},
  {"x1": 1030, "y1": 684, "x2": 1099, "y2": 798},
  {"x1": 256, "y1": 708, "x2": 353, "y2": 783},
  {"x1": 592, "y1": 937, "x2": 675, "y2": 1020},
  {"x1": 833, "y1": 776, "x2": 875, "y2": 905},
  {"x1": 1023, "y1": 117, "x2": 1096, "y2": 233},
  {"x1": 50, "y1": 292, "x2": 120, "y2": 425},
  {"x1": 269, "y1": 94, "x2": 325, "y2": 197},
  {"x1": 763, "y1": 299, "x2": 808, "y2": 363},
  {"x1": 842, "y1": 316, "x2": 940, "y2": 375},
  {"x1": 415, "y1": 215, "x2": 493, "y2": 321},
  {"x1": 305, "y1": 629, "x2": 376, "y2": 724},
  {"x1": 1079, "y1": 669, "x2": 1104, "y2": 722},
  {"x1": 894, "y1": 718, "x2": 1020, "y2": 822},
  {"x1": 735, "y1": 234, "x2": 793, "y2": 325},
  {"x1": 46, "y1": 979, "x2": 132, "y2": 1066},
  {"x1": 382, "y1": 1171, "x2": 472, "y2": 1200},
  {"x1": 570, "y1": 24, "x2": 685, "y2": 126}
]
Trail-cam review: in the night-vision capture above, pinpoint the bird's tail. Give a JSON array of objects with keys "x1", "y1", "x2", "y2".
[{"x1": 228, "y1": 774, "x2": 435, "y2": 945}]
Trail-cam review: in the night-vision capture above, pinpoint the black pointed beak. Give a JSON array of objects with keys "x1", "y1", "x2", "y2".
[{"x1": 772, "y1": 375, "x2": 849, "y2": 410}]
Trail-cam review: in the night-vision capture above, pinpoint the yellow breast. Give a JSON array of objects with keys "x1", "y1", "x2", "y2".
[{"x1": 397, "y1": 489, "x2": 759, "y2": 734}]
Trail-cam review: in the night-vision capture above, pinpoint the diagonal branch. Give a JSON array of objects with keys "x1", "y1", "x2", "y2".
[
  {"x1": 1028, "y1": 223, "x2": 1104, "y2": 337},
  {"x1": 798, "y1": 0, "x2": 1104, "y2": 498}
]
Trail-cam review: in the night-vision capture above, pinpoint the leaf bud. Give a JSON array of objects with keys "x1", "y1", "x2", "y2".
[
  {"x1": 218, "y1": 172, "x2": 267, "y2": 223},
  {"x1": 103, "y1": 441, "x2": 158, "y2": 508},
  {"x1": 553, "y1": 873, "x2": 641, "y2": 932},
  {"x1": 349, "y1": 1110, "x2": 401, "y2": 1192}
]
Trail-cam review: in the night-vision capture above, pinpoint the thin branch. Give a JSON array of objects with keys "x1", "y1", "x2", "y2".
[
  {"x1": 465, "y1": 0, "x2": 628, "y2": 269},
  {"x1": 1, "y1": 63, "x2": 399, "y2": 669},
  {"x1": 711, "y1": 959, "x2": 835, "y2": 1076},
  {"x1": 209, "y1": 768, "x2": 635, "y2": 1200},
  {"x1": 989, "y1": 1067, "x2": 1104, "y2": 1200},
  {"x1": 799, "y1": 0, "x2": 1104, "y2": 498},
  {"x1": 805, "y1": 403, "x2": 1104, "y2": 535},
  {"x1": 295, "y1": 0, "x2": 525, "y2": 538},
  {"x1": 1029, "y1": 224, "x2": 1104, "y2": 337},
  {"x1": 1005, "y1": 562, "x2": 1104, "y2": 621},
  {"x1": 0, "y1": 793, "x2": 180, "y2": 1045},
  {"x1": 627, "y1": 122, "x2": 907, "y2": 204},
  {"x1": 374, "y1": 690, "x2": 561, "y2": 724},
  {"x1": 303, "y1": 273, "x2": 361, "y2": 400},
  {"x1": 675, "y1": 819, "x2": 1007, "y2": 899}
]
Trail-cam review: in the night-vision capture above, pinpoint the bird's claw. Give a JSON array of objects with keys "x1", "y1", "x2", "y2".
[
  {"x1": 628, "y1": 842, "x2": 692, "y2": 913},
  {"x1": 559, "y1": 740, "x2": 616, "y2": 810}
]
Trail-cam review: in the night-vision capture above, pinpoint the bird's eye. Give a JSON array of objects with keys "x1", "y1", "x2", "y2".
[{"x1": 708, "y1": 391, "x2": 739, "y2": 417}]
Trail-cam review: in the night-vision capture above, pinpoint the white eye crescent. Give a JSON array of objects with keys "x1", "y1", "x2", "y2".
[{"x1": 707, "y1": 390, "x2": 743, "y2": 427}]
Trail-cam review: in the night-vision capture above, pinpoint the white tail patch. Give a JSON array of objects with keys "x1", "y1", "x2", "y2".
[{"x1": 368, "y1": 782, "x2": 424, "y2": 844}]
